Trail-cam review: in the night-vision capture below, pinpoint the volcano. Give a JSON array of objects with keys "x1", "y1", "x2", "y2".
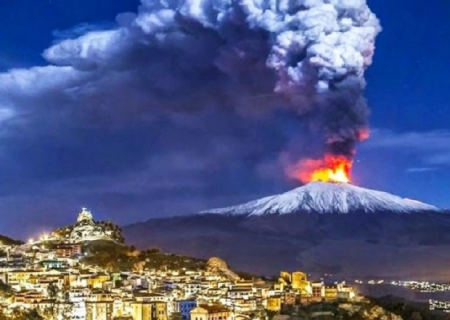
[
  {"x1": 123, "y1": 183, "x2": 450, "y2": 281},
  {"x1": 205, "y1": 182, "x2": 439, "y2": 216}
]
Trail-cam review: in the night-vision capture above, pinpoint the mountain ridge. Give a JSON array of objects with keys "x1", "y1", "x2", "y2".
[
  {"x1": 203, "y1": 182, "x2": 440, "y2": 216},
  {"x1": 123, "y1": 183, "x2": 450, "y2": 280}
]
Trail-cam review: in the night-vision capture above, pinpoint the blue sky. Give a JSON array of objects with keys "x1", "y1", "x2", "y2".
[
  {"x1": 0, "y1": 0, "x2": 449, "y2": 238},
  {"x1": 358, "y1": 0, "x2": 450, "y2": 204}
]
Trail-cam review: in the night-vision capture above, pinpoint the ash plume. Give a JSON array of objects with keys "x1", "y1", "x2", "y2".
[{"x1": 2, "y1": 0, "x2": 380, "y2": 179}]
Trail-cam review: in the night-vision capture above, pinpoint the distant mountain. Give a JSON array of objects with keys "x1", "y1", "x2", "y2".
[
  {"x1": 0, "y1": 234, "x2": 23, "y2": 246},
  {"x1": 123, "y1": 182, "x2": 450, "y2": 281},
  {"x1": 205, "y1": 182, "x2": 439, "y2": 215}
]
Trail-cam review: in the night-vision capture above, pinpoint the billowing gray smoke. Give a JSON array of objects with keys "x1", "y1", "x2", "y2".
[
  {"x1": 0, "y1": 0, "x2": 382, "y2": 228},
  {"x1": 41, "y1": 0, "x2": 379, "y2": 163}
]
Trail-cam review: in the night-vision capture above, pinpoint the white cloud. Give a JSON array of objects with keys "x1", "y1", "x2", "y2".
[
  {"x1": 0, "y1": 66, "x2": 83, "y2": 95},
  {"x1": 365, "y1": 129, "x2": 450, "y2": 167},
  {"x1": 405, "y1": 167, "x2": 438, "y2": 173},
  {"x1": 43, "y1": 30, "x2": 126, "y2": 69}
]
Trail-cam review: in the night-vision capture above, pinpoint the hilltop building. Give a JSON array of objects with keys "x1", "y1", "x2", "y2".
[
  {"x1": 70, "y1": 208, "x2": 112, "y2": 242},
  {"x1": 49, "y1": 208, "x2": 123, "y2": 244}
]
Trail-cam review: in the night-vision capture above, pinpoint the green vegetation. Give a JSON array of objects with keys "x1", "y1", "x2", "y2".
[
  {"x1": 0, "y1": 281, "x2": 14, "y2": 298},
  {"x1": 81, "y1": 241, "x2": 205, "y2": 272},
  {"x1": 139, "y1": 247, "x2": 206, "y2": 271},
  {"x1": 0, "y1": 309, "x2": 43, "y2": 320},
  {"x1": 51, "y1": 225, "x2": 72, "y2": 239},
  {"x1": 81, "y1": 240, "x2": 136, "y2": 271},
  {"x1": 169, "y1": 312, "x2": 182, "y2": 320},
  {"x1": 97, "y1": 220, "x2": 125, "y2": 243},
  {"x1": 236, "y1": 270, "x2": 260, "y2": 280}
]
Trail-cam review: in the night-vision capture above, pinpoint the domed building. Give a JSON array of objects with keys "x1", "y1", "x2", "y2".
[
  {"x1": 77, "y1": 207, "x2": 93, "y2": 223},
  {"x1": 69, "y1": 208, "x2": 111, "y2": 242}
]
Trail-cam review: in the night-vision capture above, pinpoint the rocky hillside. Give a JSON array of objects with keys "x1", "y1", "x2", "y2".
[
  {"x1": 81, "y1": 240, "x2": 206, "y2": 272},
  {"x1": 0, "y1": 234, "x2": 23, "y2": 246}
]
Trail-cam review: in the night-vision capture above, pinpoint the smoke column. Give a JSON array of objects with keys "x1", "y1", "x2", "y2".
[{"x1": 43, "y1": 0, "x2": 381, "y2": 180}]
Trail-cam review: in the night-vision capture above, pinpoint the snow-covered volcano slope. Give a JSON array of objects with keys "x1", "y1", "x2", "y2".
[{"x1": 204, "y1": 182, "x2": 440, "y2": 215}]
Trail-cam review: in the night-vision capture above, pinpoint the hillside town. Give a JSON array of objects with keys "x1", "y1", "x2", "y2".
[{"x1": 0, "y1": 209, "x2": 427, "y2": 320}]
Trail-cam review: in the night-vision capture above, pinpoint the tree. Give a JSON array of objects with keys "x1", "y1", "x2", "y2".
[
  {"x1": 47, "y1": 283, "x2": 58, "y2": 300},
  {"x1": 0, "y1": 308, "x2": 44, "y2": 320},
  {"x1": 22, "y1": 309, "x2": 44, "y2": 320},
  {"x1": 0, "y1": 280, "x2": 14, "y2": 298},
  {"x1": 43, "y1": 282, "x2": 73, "y2": 320},
  {"x1": 169, "y1": 312, "x2": 182, "y2": 320},
  {"x1": 410, "y1": 312, "x2": 423, "y2": 320}
]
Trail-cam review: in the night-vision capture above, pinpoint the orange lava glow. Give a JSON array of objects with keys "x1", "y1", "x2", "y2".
[
  {"x1": 310, "y1": 156, "x2": 352, "y2": 183},
  {"x1": 289, "y1": 155, "x2": 353, "y2": 184}
]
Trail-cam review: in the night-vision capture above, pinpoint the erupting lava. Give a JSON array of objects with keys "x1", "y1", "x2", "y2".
[
  {"x1": 288, "y1": 155, "x2": 353, "y2": 184},
  {"x1": 310, "y1": 156, "x2": 352, "y2": 183}
]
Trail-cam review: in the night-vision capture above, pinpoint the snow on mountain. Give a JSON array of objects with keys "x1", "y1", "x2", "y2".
[{"x1": 204, "y1": 182, "x2": 440, "y2": 215}]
